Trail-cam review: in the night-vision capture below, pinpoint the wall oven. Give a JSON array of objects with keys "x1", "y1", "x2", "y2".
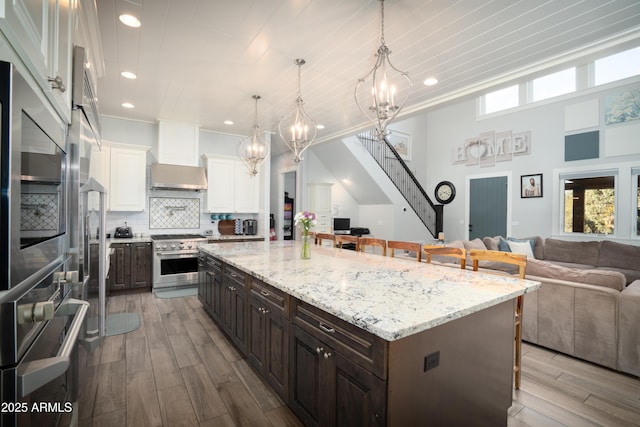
[
  {"x1": 151, "y1": 234, "x2": 207, "y2": 291},
  {"x1": 0, "y1": 261, "x2": 89, "y2": 427},
  {"x1": 0, "y1": 60, "x2": 68, "y2": 292}
]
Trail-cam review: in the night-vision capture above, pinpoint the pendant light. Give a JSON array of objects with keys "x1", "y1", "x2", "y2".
[
  {"x1": 279, "y1": 58, "x2": 317, "y2": 162},
  {"x1": 238, "y1": 95, "x2": 269, "y2": 176},
  {"x1": 355, "y1": 0, "x2": 412, "y2": 139}
]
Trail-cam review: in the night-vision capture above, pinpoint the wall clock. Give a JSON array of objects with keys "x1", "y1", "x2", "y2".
[{"x1": 435, "y1": 181, "x2": 456, "y2": 204}]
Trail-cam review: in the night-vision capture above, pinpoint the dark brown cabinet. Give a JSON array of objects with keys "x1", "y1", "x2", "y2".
[
  {"x1": 108, "y1": 242, "x2": 152, "y2": 291},
  {"x1": 198, "y1": 254, "x2": 222, "y2": 323},
  {"x1": 197, "y1": 252, "x2": 386, "y2": 426},
  {"x1": 247, "y1": 279, "x2": 289, "y2": 400},
  {"x1": 222, "y1": 265, "x2": 248, "y2": 354},
  {"x1": 290, "y1": 305, "x2": 387, "y2": 427}
]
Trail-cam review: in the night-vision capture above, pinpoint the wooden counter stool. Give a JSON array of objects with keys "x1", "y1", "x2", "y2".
[
  {"x1": 388, "y1": 241, "x2": 422, "y2": 262},
  {"x1": 423, "y1": 245, "x2": 466, "y2": 269},
  {"x1": 335, "y1": 235, "x2": 359, "y2": 251},
  {"x1": 469, "y1": 249, "x2": 527, "y2": 390},
  {"x1": 359, "y1": 237, "x2": 387, "y2": 256},
  {"x1": 315, "y1": 233, "x2": 335, "y2": 246}
]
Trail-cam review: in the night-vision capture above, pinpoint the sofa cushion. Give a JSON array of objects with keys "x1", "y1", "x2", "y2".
[
  {"x1": 526, "y1": 258, "x2": 625, "y2": 291},
  {"x1": 597, "y1": 240, "x2": 640, "y2": 272},
  {"x1": 507, "y1": 239, "x2": 534, "y2": 258},
  {"x1": 543, "y1": 238, "x2": 601, "y2": 265},
  {"x1": 483, "y1": 236, "x2": 543, "y2": 259},
  {"x1": 597, "y1": 267, "x2": 640, "y2": 285}
]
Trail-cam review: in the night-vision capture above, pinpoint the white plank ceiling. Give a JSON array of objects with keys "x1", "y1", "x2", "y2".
[{"x1": 96, "y1": 0, "x2": 640, "y2": 152}]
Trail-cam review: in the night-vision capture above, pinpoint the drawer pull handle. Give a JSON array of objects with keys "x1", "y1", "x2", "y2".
[
  {"x1": 230, "y1": 272, "x2": 238, "y2": 278},
  {"x1": 260, "y1": 290, "x2": 270, "y2": 297},
  {"x1": 315, "y1": 347, "x2": 324, "y2": 354},
  {"x1": 323, "y1": 352, "x2": 332, "y2": 359},
  {"x1": 318, "y1": 322, "x2": 336, "y2": 334},
  {"x1": 228, "y1": 286, "x2": 236, "y2": 291}
]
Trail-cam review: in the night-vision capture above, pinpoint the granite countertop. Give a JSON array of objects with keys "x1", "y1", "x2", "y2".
[
  {"x1": 199, "y1": 240, "x2": 540, "y2": 341},
  {"x1": 206, "y1": 235, "x2": 265, "y2": 241}
]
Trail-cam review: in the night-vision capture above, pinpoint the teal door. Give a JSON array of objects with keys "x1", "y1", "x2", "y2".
[{"x1": 469, "y1": 176, "x2": 508, "y2": 240}]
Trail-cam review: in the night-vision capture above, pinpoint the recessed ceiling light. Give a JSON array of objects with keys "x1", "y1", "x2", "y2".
[
  {"x1": 316, "y1": 124, "x2": 325, "y2": 130},
  {"x1": 224, "y1": 120, "x2": 234, "y2": 125},
  {"x1": 122, "y1": 102, "x2": 135, "y2": 109},
  {"x1": 119, "y1": 14, "x2": 141, "y2": 28},
  {"x1": 121, "y1": 71, "x2": 137, "y2": 79},
  {"x1": 423, "y1": 77, "x2": 438, "y2": 86}
]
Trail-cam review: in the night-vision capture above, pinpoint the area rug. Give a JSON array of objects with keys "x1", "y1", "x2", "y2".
[
  {"x1": 154, "y1": 287, "x2": 198, "y2": 299},
  {"x1": 86, "y1": 313, "x2": 141, "y2": 336}
]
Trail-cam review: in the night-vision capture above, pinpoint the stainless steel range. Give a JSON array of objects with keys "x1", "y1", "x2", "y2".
[{"x1": 151, "y1": 234, "x2": 208, "y2": 291}]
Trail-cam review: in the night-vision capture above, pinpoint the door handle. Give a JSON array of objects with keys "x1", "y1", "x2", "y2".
[
  {"x1": 468, "y1": 224, "x2": 473, "y2": 232},
  {"x1": 18, "y1": 298, "x2": 89, "y2": 397}
]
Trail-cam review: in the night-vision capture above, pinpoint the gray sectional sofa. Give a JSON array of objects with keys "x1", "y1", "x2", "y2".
[{"x1": 447, "y1": 236, "x2": 640, "y2": 377}]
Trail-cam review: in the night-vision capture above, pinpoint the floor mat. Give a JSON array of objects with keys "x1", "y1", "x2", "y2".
[
  {"x1": 87, "y1": 313, "x2": 140, "y2": 336},
  {"x1": 154, "y1": 287, "x2": 198, "y2": 299}
]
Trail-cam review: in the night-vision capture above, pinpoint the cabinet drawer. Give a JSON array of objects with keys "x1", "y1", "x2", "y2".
[
  {"x1": 225, "y1": 265, "x2": 247, "y2": 288},
  {"x1": 206, "y1": 255, "x2": 222, "y2": 272},
  {"x1": 293, "y1": 299, "x2": 387, "y2": 379},
  {"x1": 249, "y1": 279, "x2": 289, "y2": 319}
]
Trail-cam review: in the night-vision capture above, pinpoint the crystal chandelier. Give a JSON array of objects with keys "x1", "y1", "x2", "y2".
[
  {"x1": 238, "y1": 95, "x2": 269, "y2": 176},
  {"x1": 355, "y1": 0, "x2": 412, "y2": 139},
  {"x1": 279, "y1": 58, "x2": 317, "y2": 162}
]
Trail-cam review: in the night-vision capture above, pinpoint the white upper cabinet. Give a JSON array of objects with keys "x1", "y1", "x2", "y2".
[
  {"x1": 158, "y1": 121, "x2": 200, "y2": 166},
  {"x1": 0, "y1": 0, "x2": 75, "y2": 122},
  {"x1": 109, "y1": 144, "x2": 149, "y2": 211},
  {"x1": 205, "y1": 155, "x2": 260, "y2": 213}
]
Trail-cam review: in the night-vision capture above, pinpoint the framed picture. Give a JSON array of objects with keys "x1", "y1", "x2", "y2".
[
  {"x1": 521, "y1": 173, "x2": 543, "y2": 198},
  {"x1": 386, "y1": 129, "x2": 412, "y2": 161}
]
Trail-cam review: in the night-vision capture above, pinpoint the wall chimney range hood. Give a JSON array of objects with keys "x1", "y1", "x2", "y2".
[{"x1": 150, "y1": 163, "x2": 207, "y2": 191}]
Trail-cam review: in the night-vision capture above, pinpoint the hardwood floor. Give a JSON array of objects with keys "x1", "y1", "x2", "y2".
[{"x1": 78, "y1": 290, "x2": 640, "y2": 426}]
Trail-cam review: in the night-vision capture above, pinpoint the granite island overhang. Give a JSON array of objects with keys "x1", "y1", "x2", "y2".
[{"x1": 198, "y1": 240, "x2": 541, "y2": 426}]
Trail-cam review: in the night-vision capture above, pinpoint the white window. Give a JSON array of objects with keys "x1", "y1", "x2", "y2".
[
  {"x1": 562, "y1": 172, "x2": 616, "y2": 235},
  {"x1": 532, "y1": 68, "x2": 576, "y2": 102},
  {"x1": 483, "y1": 85, "x2": 519, "y2": 114},
  {"x1": 595, "y1": 47, "x2": 640, "y2": 86}
]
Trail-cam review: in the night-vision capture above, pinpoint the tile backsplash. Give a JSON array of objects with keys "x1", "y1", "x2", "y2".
[
  {"x1": 149, "y1": 197, "x2": 199, "y2": 229},
  {"x1": 21, "y1": 193, "x2": 59, "y2": 231}
]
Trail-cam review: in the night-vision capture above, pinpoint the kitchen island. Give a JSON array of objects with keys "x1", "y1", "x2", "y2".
[{"x1": 198, "y1": 240, "x2": 540, "y2": 426}]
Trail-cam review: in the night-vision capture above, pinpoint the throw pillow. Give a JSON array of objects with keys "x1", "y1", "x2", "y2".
[
  {"x1": 507, "y1": 240, "x2": 534, "y2": 258},
  {"x1": 508, "y1": 237, "x2": 536, "y2": 254},
  {"x1": 498, "y1": 237, "x2": 511, "y2": 252},
  {"x1": 483, "y1": 236, "x2": 501, "y2": 251}
]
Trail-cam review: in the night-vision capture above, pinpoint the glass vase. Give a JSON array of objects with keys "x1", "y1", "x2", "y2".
[{"x1": 301, "y1": 233, "x2": 311, "y2": 260}]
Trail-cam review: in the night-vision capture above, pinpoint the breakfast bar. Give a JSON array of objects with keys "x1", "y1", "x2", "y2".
[{"x1": 198, "y1": 240, "x2": 540, "y2": 426}]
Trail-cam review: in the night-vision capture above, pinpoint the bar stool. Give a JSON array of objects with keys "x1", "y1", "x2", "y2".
[
  {"x1": 469, "y1": 249, "x2": 527, "y2": 390},
  {"x1": 359, "y1": 237, "x2": 387, "y2": 256},
  {"x1": 335, "y1": 235, "x2": 359, "y2": 251},
  {"x1": 423, "y1": 245, "x2": 467, "y2": 269},
  {"x1": 315, "y1": 233, "x2": 335, "y2": 246},
  {"x1": 387, "y1": 241, "x2": 422, "y2": 262}
]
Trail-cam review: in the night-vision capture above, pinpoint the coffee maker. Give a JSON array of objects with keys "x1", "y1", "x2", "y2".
[{"x1": 243, "y1": 219, "x2": 257, "y2": 235}]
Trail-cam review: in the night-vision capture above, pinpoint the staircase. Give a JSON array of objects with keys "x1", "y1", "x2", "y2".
[{"x1": 357, "y1": 130, "x2": 443, "y2": 238}]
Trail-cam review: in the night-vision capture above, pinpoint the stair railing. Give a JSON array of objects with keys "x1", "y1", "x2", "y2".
[{"x1": 357, "y1": 130, "x2": 443, "y2": 238}]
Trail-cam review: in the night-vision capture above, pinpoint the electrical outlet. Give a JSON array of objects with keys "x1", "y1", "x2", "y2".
[{"x1": 424, "y1": 351, "x2": 440, "y2": 372}]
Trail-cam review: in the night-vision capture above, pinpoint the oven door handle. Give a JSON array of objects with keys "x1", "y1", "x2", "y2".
[
  {"x1": 17, "y1": 298, "x2": 89, "y2": 398},
  {"x1": 155, "y1": 251, "x2": 199, "y2": 257}
]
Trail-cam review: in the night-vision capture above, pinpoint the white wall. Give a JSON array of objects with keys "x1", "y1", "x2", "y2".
[
  {"x1": 99, "y1": 116, "x2": 267, "y2": 237},
  {"x1": 422, "y1": 81, "x2": 640, "y2": 242}
]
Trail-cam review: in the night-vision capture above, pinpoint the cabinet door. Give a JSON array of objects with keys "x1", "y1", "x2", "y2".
[
  {"x1": 234, "y1": 162, "x2": 260, "y2": 213},
  {"x1": 211, "y1": 269, "x2": 223, "y2": 323},
  {"x1": 231, "y1": 282, "x2": 247, "y2": 354},
  {"x1": 329, "y1": 351, "x2": 387, "y2": 427},
  {"x1": 130, "y1": 242, "x2": 151, "y2": 289},
  {"x1": 109, "y1": 243, "x2": 130, "y2": 291},
  {"x1": 309, "y1": 184, "x2": 332, "y2": 212},
  {"x1": 265, "y1": 309, "x2": 289, "y2": 400},
  {"x1": 206, "y1": 157, "x2": 235, "y2": 212},
  {"x1": 47, "y1": 0, "x2": 73, "y2": 121},
  {"x1": 248, "y1": 295, "x2": 267, "y2": 371},
  {"x1": 110, "y1": 146, "x2": 147, "y2": 211},
  {"x1": 289, "y1": 325, "x2": 324, "y2": 427},
  {"x1": 88, "y1": 144, "x2": 110, "y2": 211},
  {"x1": 197, "y1": 255, "x2": 206, "y2": 305}
]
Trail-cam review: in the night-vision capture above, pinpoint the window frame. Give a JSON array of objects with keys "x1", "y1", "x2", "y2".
[{"x1": 556, "y1": 168, "x2": 619, "y2": 238}]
